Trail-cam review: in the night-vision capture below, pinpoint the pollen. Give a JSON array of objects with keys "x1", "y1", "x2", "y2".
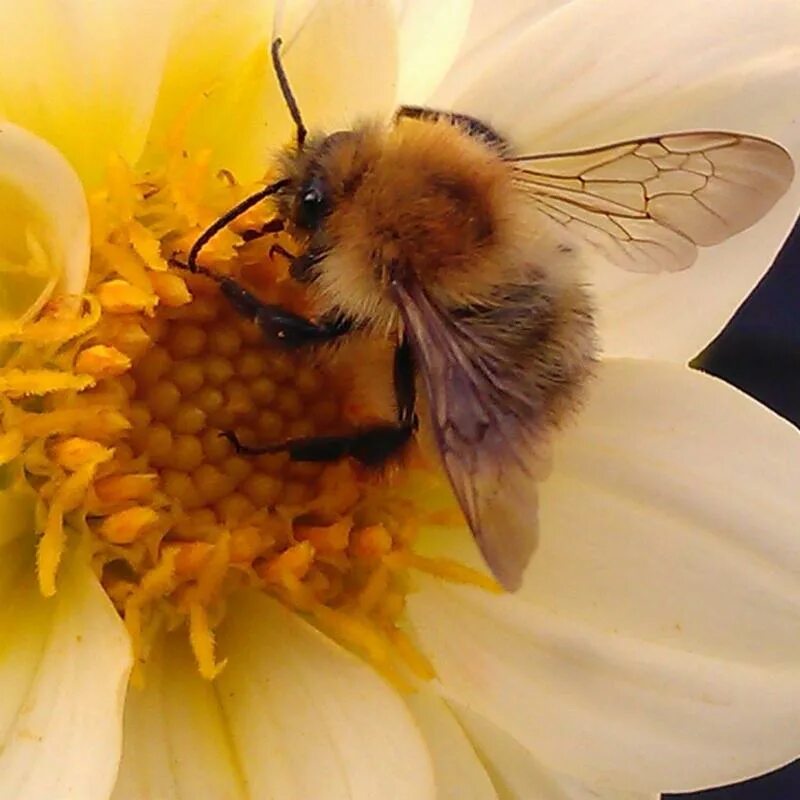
[{"x1": 0, "y1": 150, "x2": 486, "y2": 685}]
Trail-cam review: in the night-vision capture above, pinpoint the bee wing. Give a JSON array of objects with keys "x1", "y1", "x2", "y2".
[
  {"x1": 392, "y1": 281, "x2": 544, "y2": 591},
  {"x1": 509, "y1": 132, "x2": 794, "y2": 272}
]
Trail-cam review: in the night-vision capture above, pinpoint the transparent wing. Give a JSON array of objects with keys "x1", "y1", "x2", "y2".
[
  {"x1": 392, "y1": 281, "x2": 542, "y2": 591},
  {"x1": 510, "y1": 132, "x2": 794, "y2": 272}
]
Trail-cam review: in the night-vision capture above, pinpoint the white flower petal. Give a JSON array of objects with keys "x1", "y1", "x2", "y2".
[
  {"x1": 393, "y1": 0, "x2": 473, "y2": 104},
  {"x1": 145, "y1": 0, "x2": 398, "y2": 182},
  {"x1": 410, "y1": 578, "x2": 800, "y2": 795},
  {"x1": 530, "y1": 360, "x2": 800, "y2": 666},
  {"x1": 277, "y1": 0, "x2": 399, "y2": 133},
  {"x1": 433, "y1": 0, "x2": 577, "y2": 105},
  {"x1": 116, "y1": 592, "x2": 436, "y2": 799},
  {"x1": 0, "y1": 541, "x2": 131, "y2": 800},
  {"x1": 435, "y1": 0, "x2": 800, "y2": 361},
  {"x1": 409, "y1": 360, "x2": 800, "y2": 792},
  {"x1": 405, "y1": 691, "x2": 498, "y2": 800},
  {"x1": 457, "y1": 708, "x2": 658, "y2": 800},
  {"x1": 0, "y1": 486, "x2": 36, "y2": 548},
  {"x1": 0, "y1": 123, "x2": 90, "y2": 320},
  {"x1": 0, "y1": 1, "x2": 177, "y2": 186},
  {"x1": 216, "y1": 592, "x2": 436, "y2": 799},
  {"x1": 112, "y1": 633, "x2": 247, "y2": 800}
]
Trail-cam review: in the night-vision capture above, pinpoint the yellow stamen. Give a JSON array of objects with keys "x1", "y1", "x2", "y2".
[
  {"x1": 189, "y1": 602, "x2": 227, "y2": 680},
  {"x1": 0, "y1": 296, "x2": 100, "y2": 343},
  {"x1": 0, "y1": 430, "x2": 24, "y2": 465},
  {"x1": 50, "y1": 437, "x2": 113, "y2": 471},
  {"x1": 75, "y1": 345, "x2": 132, "y2": 378},
  {"x1": 96, "y1": 279, "x2": 156, "y2": 314},
  {"x1": 93, "y1": 473, "x2": 158, "y2": 506},
  {"x1": 389, "y1": 552, "x2": 503, "y2": 593},
  {"x1": 149, "y1": 272, "x2": 192, "y2": 307},
  {"x1": 0, "y1": 369, "x2": 94, "y2": 397},
  {"x1": 99, "y1": 506, "x2": 160, "y2": 544},
  {"x1": 37, "y1": 459, "x2": 103, "y2": 596}
]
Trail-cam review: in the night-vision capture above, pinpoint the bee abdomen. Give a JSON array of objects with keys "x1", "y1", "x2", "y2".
[{"x1": 451, "y1": 280, "x2": 597, "y2": 426}]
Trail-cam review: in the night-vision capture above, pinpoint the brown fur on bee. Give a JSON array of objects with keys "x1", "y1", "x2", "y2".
[{"x1": 274, "y1": 117, "x2": 597, "y2": 432}]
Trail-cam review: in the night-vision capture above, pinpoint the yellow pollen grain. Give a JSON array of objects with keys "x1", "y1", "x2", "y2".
[
  {"x1": 204, "y1": 355, "x2": 234, "y2": 386},
  {"x1": 146, "y1": 380, "x2": 182, "y2": 419},
  {"x1": 351, "y1": 524, "x2": 393, "y2": 559},
  {"x1": 172, "y1": 404, "x2": 206, "y2": 435},
  {"x1": 149, "y1": 271, "x2": 191, "y2": 307},
  {"x1": 169, "y1": 435, "x2": 205, "y2": 471},
  {"x1": 172, "y1": 361, "x2": 205, "y2": 394},
  {"x1": 208, "y1": 326, "x2": 241, "y2": 358},
  {"x1": 75, "y1": 345, "x2": 132, "y2": 378},
  {"x1": 259, "y1": 541, "x2": 315, "y2": 584},
  {"x1": 296, "y1": 518, "x2": 352, "y2": 554},
  {"x1": 93, "y1": 473, "x2": 158, "y2": 506},
  {"x1": 135, "y1": 344, "x2": 171, "y2": 385},
  {"x1": 167, "y1": 323, "x2": 207, "y2": 358},
  {"x1": 100, "y1": 506, "x2": 160, "y2": 544},
  {"x1": 51, "y1": 437, "x2": 113, "y2": 471},
  {"x1": 97, "y1": 279, "x2": 156, "y2": 314}
]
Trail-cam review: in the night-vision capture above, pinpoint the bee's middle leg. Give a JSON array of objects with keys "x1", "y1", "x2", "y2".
[{"x1": 224, "y1": 338, "x2": 418, "y2": 468}]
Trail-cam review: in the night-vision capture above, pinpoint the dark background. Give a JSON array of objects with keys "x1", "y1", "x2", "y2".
[{"x1": 666, "y1": 215, "x2": 800, "y2": 800}]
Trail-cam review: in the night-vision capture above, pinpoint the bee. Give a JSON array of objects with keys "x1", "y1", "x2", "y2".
[{"x1": 178, "y1": 39, "x2": 794, "y2": 590}]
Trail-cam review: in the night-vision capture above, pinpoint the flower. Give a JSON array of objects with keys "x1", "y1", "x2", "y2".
[{"x1": 0, "y1": 2, "x2": 798, "y2": 800}]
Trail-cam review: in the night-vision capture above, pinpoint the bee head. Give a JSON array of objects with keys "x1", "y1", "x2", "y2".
[{"x1": 273, "y1": 120, "x2": 515, "y2": 329}]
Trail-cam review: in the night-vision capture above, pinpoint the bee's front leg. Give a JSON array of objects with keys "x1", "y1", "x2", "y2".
[
  {"x1": 214, "y1": 276, "x2": 352, "y2": 348},
  {"x1": 171, "y1": 258, "x2": 350, "y2": 348}
]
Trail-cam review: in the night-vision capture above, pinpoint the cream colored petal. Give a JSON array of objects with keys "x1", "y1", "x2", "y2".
[
  {"x1": 0, "y1": 1, "x2": 177, "y2": 187},
  {"x1": 410, "y1": 578, "x2": 800, "y2": 795},
  {"x1": 275, "y1": 0, "x2": 398, "y2": 134},
  {"x1": 457, "y1": 709, "x2": 657, "y2": 800},
  {"x1": 0, "y1": 123, "x2": 90, "y2": 321},
  {"x1": 0, "y1": 541, "x2": 132, "y2": 800},
  {"x1": 112, "y1": 633, "x2": 247, "y2": 800},
  {"x1": 410, "y1": 360, "x2": 800, "y2": 792},
  {"x1": 433, "y1": 0, "x2": 577, "y2": 104},
  {"x1": 144, "y1": 0, "x2": 398, "y2": 183},
  {"x1": 405, "y1": 691, "x2": 498, "y2": 800},
  {"x1": 393, "y1": 0, "x2": 473, "y2": 104},
  {"x1": 116, "y1": 592, "x2": 436, "y2": 799},
  {"x1": 435, "y1": 0, "x2": 800, "y2": 361},
  {"x1": 0, "y1": 486, "x2": 36, "y2": 548},
  {"x1": 140, "y1": 0, "x2": 275, "y2": 182},
  {"x1": 216, "y1": 592, "x2": 436, "y2": 799}
]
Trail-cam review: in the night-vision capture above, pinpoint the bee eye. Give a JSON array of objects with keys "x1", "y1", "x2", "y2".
[{"x1": 296, "y1": 177, "x2": 328, "y2": 230}]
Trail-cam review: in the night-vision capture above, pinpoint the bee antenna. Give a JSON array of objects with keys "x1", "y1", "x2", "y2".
[
  {"x1": 271, "y1": 38, "x2": 307, "y2": 150},
  {"x1": 185, "y1": 177, "x2": 291, "y2": 273}
]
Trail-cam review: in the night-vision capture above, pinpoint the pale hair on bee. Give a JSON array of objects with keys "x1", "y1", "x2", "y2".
[{"x1": 175, "y1": 38, "x2": 794, "y2": 590}]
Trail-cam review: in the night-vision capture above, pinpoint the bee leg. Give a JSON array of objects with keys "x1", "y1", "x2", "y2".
[
  {"x1": 223, "y1": 423, "x2": 415, "y2": 468},
  {"x1": 240, "y1": 217, "x2": 285, "y2": 242},
  {"x1": 393, "y1": 105, "x2": 509, "y2": 153},
  {"x1": 171, "y1": 256, "x2": 351, "y2": 348},
  {"x1": 214, "y1": 277, "x2": 352, "y2": 348},
  {"x1": 222, "y1": 338, "x2": 418, "y2": 468}
]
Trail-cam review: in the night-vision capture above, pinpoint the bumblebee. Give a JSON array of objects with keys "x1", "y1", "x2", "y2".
[{"x1": 178, "y1": 39, "x2": 793, "y2": 589}]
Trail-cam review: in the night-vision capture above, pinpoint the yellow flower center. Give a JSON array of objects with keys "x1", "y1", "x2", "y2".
[{"x1": 0, "y1": 147, "x2": 497, "y2": 685}]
